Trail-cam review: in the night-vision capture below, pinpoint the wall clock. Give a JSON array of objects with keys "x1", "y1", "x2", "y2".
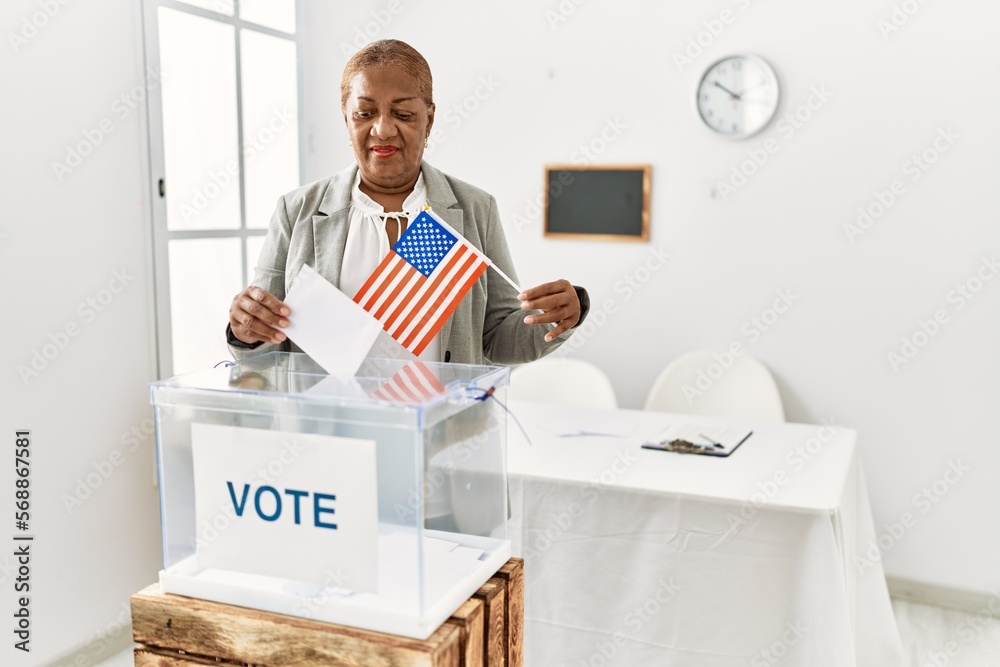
[{"x1": 696, "y1": 54, "x2": 779, "y2": 139}]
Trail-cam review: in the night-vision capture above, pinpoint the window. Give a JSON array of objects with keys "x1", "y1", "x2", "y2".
[{"x1": 142, "y1": 0, "x2": 301, "y2": 376}]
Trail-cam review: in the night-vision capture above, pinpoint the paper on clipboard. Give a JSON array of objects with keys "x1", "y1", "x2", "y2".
[{"x1": 654, "y1": 424, "x2": 752, "y2": 456}]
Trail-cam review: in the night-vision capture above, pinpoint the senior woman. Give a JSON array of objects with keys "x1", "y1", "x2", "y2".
[{"x1": 227, "y1": 39, "x2": 588, "y2": 365}]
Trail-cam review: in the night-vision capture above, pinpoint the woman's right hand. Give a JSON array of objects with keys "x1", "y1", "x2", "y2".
[{"x1": 229, "y1": 287, "x2": 290, "y2": 346}]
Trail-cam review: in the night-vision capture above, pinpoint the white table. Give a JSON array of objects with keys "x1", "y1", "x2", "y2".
[{"x1": 506, "y1": 401, "x2": 904, "y2": 667}]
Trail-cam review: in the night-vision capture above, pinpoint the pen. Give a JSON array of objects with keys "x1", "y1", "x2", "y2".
[{"x1": 698, "y1": 433, "x2": 725, "y2": 449}]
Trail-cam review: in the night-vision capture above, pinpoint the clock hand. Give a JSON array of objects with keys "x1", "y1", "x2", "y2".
[{"x1": 713, "y1": 80, "x2": 740, "y2": 99}]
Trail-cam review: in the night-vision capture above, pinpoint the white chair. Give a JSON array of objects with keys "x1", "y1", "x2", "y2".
[
  {"x1": 644, "y1": 349, "x2": 784, "y2": 422},
  {"x1": 508, "y1": 357, "x2": 618, "y2": 409}
]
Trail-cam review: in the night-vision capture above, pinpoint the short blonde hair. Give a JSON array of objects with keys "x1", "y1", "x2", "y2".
[{"x1": 341, "y1": 40, "x2": 433, "y2": 109}]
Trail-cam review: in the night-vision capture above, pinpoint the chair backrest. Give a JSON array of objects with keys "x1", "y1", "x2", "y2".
[
  {"x1": 509, "y1": 357, "x2": 618, "y2": 409},
  {"x1": 644, "y1": 349, "x2": 784, "y2": 422}
]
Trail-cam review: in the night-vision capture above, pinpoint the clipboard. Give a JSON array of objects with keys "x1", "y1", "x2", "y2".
[{"x1": 641, "y1": 425, "x2": 753, "y2": 458}]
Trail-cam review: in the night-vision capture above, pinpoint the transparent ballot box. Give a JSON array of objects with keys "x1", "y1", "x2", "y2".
[{"x1": 149, "y1": 352, "x2": 510, "y2": 639}]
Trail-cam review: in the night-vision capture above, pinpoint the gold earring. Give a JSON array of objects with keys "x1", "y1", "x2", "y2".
[{"x1": 424, "y1": 137, "x2": 429, "y2": 148}]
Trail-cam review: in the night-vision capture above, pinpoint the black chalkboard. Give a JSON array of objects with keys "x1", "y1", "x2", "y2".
[{"x1": 544, "y1": 165, "x2": 650, "y2": 241}]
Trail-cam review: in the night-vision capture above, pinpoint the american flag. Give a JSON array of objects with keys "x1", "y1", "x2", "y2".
[
  {"x1": 353, "y1": 210, "x2": 489, "y2": 356},
  {"x1": 371, "y1": 361, "x2": 446, "y2": 403}
]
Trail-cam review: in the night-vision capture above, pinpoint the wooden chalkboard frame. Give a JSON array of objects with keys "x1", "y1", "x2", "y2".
[{"x1": 543, "y1": 164, "x2": 651, "y2": 242}]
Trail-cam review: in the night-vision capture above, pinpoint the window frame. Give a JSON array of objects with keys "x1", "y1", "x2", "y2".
[{"x1": 141, "y1": 0, "x2": 304, "y2": 378}]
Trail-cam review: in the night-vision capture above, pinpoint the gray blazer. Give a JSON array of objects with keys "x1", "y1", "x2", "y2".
[{"x1": 228, "y1": 161, "x2": 583, "y2": 365}]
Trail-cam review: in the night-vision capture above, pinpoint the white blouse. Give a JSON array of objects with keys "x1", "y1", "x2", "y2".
[{"x1": 339, "y1": 171, "x2": 441, "y2": 362}]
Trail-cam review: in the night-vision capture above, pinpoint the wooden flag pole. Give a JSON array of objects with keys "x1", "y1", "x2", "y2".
[{"x1": 423, "y1": 203, "x2": 523, "y2": 295}]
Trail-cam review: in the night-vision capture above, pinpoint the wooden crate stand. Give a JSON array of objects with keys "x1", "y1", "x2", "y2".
[
  {"x1": 495, "y1": 560, "x2": 524, "y2": 667},
  {"x1": 473, "y1": 579, "x2": 505, "y2": 667},
  {"x1": 132, "y1": 558, "x2": 523, "y2": 667}
]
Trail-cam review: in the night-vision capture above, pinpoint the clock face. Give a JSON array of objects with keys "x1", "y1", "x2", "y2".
[{"x1": 696, "y1": 55, "x2": 779, "y2": 138}]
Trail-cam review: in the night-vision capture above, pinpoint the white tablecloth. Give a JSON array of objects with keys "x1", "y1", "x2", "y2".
[{"x1": 506, "y1": 401, "x2": 904, "y2": 667}]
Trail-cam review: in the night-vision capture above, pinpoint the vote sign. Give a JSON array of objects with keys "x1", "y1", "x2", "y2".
[{"x1": 191, "y1": 424, "x2": 378, "y2": 594}]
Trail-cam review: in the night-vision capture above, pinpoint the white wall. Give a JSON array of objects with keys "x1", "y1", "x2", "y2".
[
  {"x1": 301, "y1": 0, "x2": 1000, "y2": 594},
  {"x1": 1, "y1": 0, "x2": 160, "y2": 663}
]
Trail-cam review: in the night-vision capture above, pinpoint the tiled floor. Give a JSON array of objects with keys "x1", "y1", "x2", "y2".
[
  {"x1": 893, "y1": 599, "x2": 1000, "y2": 667},
  {"x1": 94, "y1": 599, "x2": 999, "y2": 666}
]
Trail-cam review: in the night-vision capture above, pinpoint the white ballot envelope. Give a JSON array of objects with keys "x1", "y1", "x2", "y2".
[{"x1": 282, "y1": 264, "x2": 382, "y2": 376}]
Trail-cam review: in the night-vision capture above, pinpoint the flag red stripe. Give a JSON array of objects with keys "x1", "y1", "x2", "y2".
[
  {"x1": 381, "y1": 267, "x2": 436, "y2": 336},
  {"x1": 398, "y1": 366, "x2": 424, "y2": 399},
  {"x1": 393, "y1": 378, "x2": 420, "y2": 402},
  {"x1": 394, "y1": 378, "x2": 423, "y2": 402},
  {"x1": 401, "y1": 249, "x2": 478, "y2": 350},
  {"x1": 360, "y1": 256, "x2": 406, "y2": 311},
  {"x1": 353, "y1": 214, "x2": 492, "y2": 357},
  {"x1": 390, "y1": 245, "x2": 470, "y2": 341},
  {"x1": 374, "y1": 363, "x2": 445, "y2": 402},
  {"x1": 373, "y1": 262, "x2": 419, "y2": 320},
  {"x1": 388, "y1": 245, "x2": 469, "y2": 338},
  {"x1": 382, "y1": 382, "x2": 407, "y2": 402},
  {"x1": 408, "y1": 363, "x2": 445, "y2": 393},
  {"x1": 401, "y1": 363, "x2": 444, "y2": 397},
  {"x1": 354, "y1": 252, "x2": 397, "y2": 305},
  {"x1": 380, "y1": 269, "x2": 423, "y2": 331},
  {"x1": 411, "y1": 259, "x2": 488, "y2": 356}
]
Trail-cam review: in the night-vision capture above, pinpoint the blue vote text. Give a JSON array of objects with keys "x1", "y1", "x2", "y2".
[{"x1": 226, "y1": 481, "x2": 337, "y2": 530}]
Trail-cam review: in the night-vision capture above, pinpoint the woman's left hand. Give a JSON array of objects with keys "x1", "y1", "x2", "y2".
[{"x1": 518, "y1": 280, "x2": 581, "y2": 342}]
